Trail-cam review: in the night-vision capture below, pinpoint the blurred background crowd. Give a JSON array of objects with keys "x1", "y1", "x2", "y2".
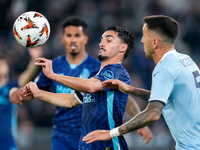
[{"x1": 1, "y1": 0, "x2": 200, "y2": 149}]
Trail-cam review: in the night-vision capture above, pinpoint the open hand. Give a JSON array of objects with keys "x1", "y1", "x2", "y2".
[
  {"x1": 9, "y1": 88, "x2": 23, "y2": 105},
  {"x1": 102, "y1": 79, "x2": 130, "y2": 93},
  {"x1": 137, "y1": 126, "x2": 153, "y2": 144},
  {"x1": 35, "y1": 58, "x2": 54, "y2": 79},
  {"x1": 82, "y1": 130, "x2": 112, "y2": 144}
]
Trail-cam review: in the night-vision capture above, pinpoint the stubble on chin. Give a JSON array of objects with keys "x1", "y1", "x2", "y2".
[{"x1": 98, "y1": 54, "x2": 109, "y2": 61}]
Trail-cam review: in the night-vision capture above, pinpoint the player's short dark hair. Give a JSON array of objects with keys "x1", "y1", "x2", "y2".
[
  {"x1": 143, "y1": 15, "x2": 179, "y2": 43},
  {"x1": 62, "y1": 16, "x2": 88, "y2": 34},
  {"x1": 105, "y1": 26, "x2": 135, "y2": 59}
]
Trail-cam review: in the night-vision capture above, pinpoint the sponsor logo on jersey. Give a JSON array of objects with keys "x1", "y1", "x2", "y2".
[
  {"x1": 83, "y1": 94, "x2": 95, "y2": 103},
  {"x1": 56, "y1": 85, "x2": 73, "y2": 93},
  {"x1": 102, "y1": 70, "x2": 114, "y2": 79}
]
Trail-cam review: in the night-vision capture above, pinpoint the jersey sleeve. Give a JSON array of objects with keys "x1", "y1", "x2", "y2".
[
  {"x1": 73, "y1": 90, "x2": 83, "y2": 104},
  {"x1": 149, "y1": 68, "x2": 174, "y2": 105}
]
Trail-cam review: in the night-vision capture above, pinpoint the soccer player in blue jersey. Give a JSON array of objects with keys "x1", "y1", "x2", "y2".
[
  {"x1": 10, "y1": 16, "x2": 101, "y2": 150},
  {"x1": 82, "y1": 15, "x2": 200, "y2": 150},
  {"x1": 0, "y1": 48, "x2": 42, "y2": 150},
  {"x1": 35, "y1": 17, "x2": 102, "y2": 150},
  {"x1": 22, "y1": 25, "x2": 152, "y2": 150}
]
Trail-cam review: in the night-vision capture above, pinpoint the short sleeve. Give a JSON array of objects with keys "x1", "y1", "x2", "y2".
[
  {"x1": 149, "y1": 68, "x2": 174, "y2": 104},
  {"x1": 34, "y1": 71, "x2": 52, "y2": 91}
]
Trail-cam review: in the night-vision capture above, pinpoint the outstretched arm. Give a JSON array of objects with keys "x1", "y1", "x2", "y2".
[
  {"x1": 82, "y1": 101, "x2": 164, "y2": 143},
  {"x1": 23, "y1": 81, "x2": 81, "y2": 108},
  {"x1": 34, "y1": 58, "x2": 103, "y2": 93},
  {"x1": 103, "y1": 79, "x2": 151, "y2": 102},
  {"x1": 126, "y1": 96, "x2": 152, "y2": 143},
  {"x1": 18, "y1": 47, "x2": 43, "y2": 87},
  {"x1": 9, "y1": 47, "x2": 43, "y2": 105}
]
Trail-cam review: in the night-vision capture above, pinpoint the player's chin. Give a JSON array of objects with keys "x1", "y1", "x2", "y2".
[{"x1": 70, "y1": 51, "x2": 79, "y2": 56}]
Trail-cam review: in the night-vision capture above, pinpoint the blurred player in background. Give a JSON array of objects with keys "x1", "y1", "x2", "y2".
[
  {"x1": 82, "y1": 15, "x2": 200, "y2": 150},
  {"x1": 10, "y1": 17, "x2": 152, "y2": 149},
  {"x1": 0, "y1": 47, "x2": 42, "y2": 150},
  {"x1": 23, "y1": 25, "x2": 152, "y2": 150}
]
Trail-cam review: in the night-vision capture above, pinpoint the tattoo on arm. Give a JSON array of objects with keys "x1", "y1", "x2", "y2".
[
  {"x1": 132, "y1": 87, "x2": 151, "y2": 102},
  {"x1": 119, "y1": 102, "x2": 164, "y2": 135}
]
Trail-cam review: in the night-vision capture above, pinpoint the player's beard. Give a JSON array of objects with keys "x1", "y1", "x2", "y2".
[
  {"x1": 98, "y1": 54, "x2": 109, "y2": 61},
  {"x1": 70, "y1": 51, "x2": 79, "y2": 57}
]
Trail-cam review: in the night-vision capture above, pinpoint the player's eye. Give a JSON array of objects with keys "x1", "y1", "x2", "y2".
[
  {"x1": 66, "y1": 34, "x2": 71, "y2": 37},
  {"x1": 107, "y1": 39, "x2": 112, "y2": 43},
  {"x1": 75, "y1": 34, "x2": 81, "y2": 37}
]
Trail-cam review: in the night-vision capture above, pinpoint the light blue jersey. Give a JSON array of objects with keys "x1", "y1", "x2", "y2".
[{"x1": 149, "y1": 50, "x2": 200, "y2": 150}]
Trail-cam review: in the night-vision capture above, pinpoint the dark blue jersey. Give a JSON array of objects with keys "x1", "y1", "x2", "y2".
[
  {"x1": 79, "y1": 64, "x2": 131, "y2": 150},
  {"x1": 35, "y1": 54, "x2": 101, "y2": 135},
  {"x1": 0, "y1": 80, "x2": 18, "y2": 150}
]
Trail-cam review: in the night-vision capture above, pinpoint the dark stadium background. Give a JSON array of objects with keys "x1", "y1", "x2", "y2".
[{"x1": 1, "y1": 0, "x2": 200, "y2": 149}]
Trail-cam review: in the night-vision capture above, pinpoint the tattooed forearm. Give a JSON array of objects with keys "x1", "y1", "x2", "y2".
[
  {"x1": 118, "y1": 102, "x2": 164, "y2": 135},
  {"x1": 131, "y1": 87, "x2": 151, "y2": 102}
]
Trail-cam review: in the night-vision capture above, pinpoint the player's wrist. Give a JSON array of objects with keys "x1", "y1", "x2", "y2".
[
  {"x1": 110, "y1": 127, "x2": 120, "y2": 138},
  {"x1": 49, "y1": 73, "x2": 56, "y2": 80},
  {"x1": 34, "y1": 89, "x2": 43, "y2": 99},
  {"x1": 128, "y1": 85, "x2": 135, "y2": 93},
  {"x1": 9, "y1": 87, "x2": 19, "y2": 96}
]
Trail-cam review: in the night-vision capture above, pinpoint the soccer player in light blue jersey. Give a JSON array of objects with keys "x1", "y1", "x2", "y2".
[
  {"x1": 23, "y1": 25, "x2": 152, "y2": 150},
  {"x1": 82, "y1": 15, "x2": 200, "y2": 150}
]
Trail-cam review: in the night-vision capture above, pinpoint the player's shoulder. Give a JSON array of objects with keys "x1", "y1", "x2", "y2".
[
  {"x1": 6, "y1": 80, "x2": 18, "y2": 89},
  {"x1": 104, "y1": 63, "x2": 127, "y2": 71},
  {"x1": 51, "y1": 55, "x2": 67, "y2": 67},
  {"x1": 52, "y1": 55, "x2": 66, "y2": 62},
  {"x1": 162, "y1": 51, "x2": 190, "y2": 65},
  {"x1": 155, "y1": 52, "x2": 190, "y2": 76},
  {"x1": 102, "y1": 64, "x2": 130, "y2": 78}
]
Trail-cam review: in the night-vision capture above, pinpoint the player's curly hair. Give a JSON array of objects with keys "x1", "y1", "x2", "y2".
[{"x1": 105, "y1": 26, "x2": 135, "y2": 59}]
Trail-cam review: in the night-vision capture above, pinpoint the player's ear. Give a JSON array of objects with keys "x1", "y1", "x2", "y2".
[
  {"x1": 152, "y1": 38, "x2": 159, "y2": 49},
  {"x1": 119, "y1": 43, "x2": 128, "y2": 53},
  {"x1": 61, "y1": 36, "x2": 64, "y2": 44},
  {"x1": 84, "y1": 35, "x2": 89, "y2": 44}
]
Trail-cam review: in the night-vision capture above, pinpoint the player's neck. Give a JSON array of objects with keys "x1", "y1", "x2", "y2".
[
  {"x1": 66, "y1": 51, "x2": 87, "y2": 65},
  {"x1": 100, "y1": 57, "x2": 122, "y2": 71},
  {"x1": 154, "y1": 46, "x2": 175, "y2": 64}
]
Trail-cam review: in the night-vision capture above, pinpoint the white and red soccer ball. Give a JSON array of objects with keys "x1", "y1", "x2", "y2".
[{"x1": 13, "y1": 11, "x2": 50, "y2": 48}]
